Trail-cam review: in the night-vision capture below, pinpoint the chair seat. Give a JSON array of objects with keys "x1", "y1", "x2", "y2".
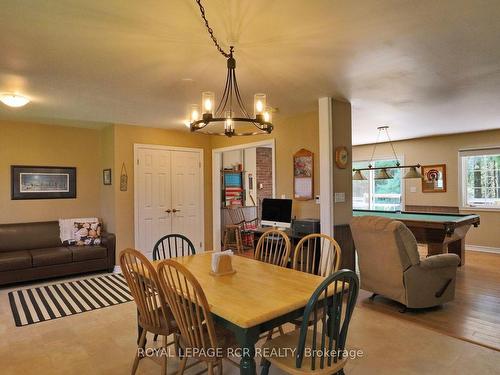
[
  {"x1": 261, "y1": 329, "x2": 347, "y2": 375},
  {"x1": 30, "y1": 247, "x2": 72, "y2": 267},
  {"x1": 139, "y1": 306, "x2": 178, "y2": 336},
  {"x1": 0, "y1": 251, "x2": 32, "y2": 271}
]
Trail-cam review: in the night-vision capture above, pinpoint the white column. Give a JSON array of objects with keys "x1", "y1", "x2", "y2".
[{"x1": 318, "y1": 97, "x2": 334, "y2": 236}]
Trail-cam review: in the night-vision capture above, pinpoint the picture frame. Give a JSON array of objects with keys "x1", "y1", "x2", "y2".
[
  {"x1": 11, "y1": 165, "x2": 77, "y2": 200},
  {"x1": 293, "y1": 148, "x2": 314, "y2": 200},
  {"x1": 421, "y1": 164, "x2": 447, "y2": 193},
  {"x1": 103, "y1": 168, "x2": 112, "y2": 185}
]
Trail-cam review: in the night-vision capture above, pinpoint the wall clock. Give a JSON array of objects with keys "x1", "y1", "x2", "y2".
[{"x1": 335, "y1": 146, "x2": 349, "y2": 169}]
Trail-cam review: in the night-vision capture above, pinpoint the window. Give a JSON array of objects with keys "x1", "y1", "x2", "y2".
[
  {"x1": 460, "y1": 148, "x2": 500, "y2": 209},
  {"x1": 353, "y1": 159, "x2": 403, "y2": 211}
]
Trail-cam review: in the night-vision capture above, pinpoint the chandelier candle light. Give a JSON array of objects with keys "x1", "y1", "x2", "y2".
[
  {"x1": 352, "y1": 126, "x2": 422, "y2": 180},
  {"x1": 188, "y1": 0, "x2": 273, "y2": 136}
]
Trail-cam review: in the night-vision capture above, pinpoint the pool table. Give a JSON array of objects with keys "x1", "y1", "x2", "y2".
[{"x1": 353, "y1": 210, "x2": 480, "y2": 266}]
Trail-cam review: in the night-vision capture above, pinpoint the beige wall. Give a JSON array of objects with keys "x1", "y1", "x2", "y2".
[
  {"x1": 353, "y1": 129, "x2": 500, "y2": 248},
  {"x1": 112, "y1": 124, "x2": 213, "y2": 254},
  {"x1": 0, "y1": 121, "x2": 102, "y2": 224},
  {"x1": 211, "y1": 111, "x2": 321, "y2": 219}
]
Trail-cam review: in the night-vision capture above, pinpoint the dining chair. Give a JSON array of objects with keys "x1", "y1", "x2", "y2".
[
  {"x1": 228, "y1": 206, "x2": 258, "y2": 249},
  {"x1": 153, "y1": 234, "x2": 196, "y2": 261},
  {"x1": 293, "y1": 233, "x2": 342, "y2": 277},
  {"x1": 119, "y1": 248, "x2": 179, "y2": 375},
  {"x1": 157, "y1": 259, "x2": 238, "y2": 375},
  {"x1": 261, "y1": 269, "x2": 360, "y2": 375},
  {"x1": 254, "y1": 229, "x2": 291, "y2": 267}
]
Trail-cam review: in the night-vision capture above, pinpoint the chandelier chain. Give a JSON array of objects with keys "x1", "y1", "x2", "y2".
[{"x1": 196, "y1": 0, "x2": 232, "y2": 58}]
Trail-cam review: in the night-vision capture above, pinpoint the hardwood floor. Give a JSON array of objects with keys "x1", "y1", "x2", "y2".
[{"x1": 358, "y1": 249, "x2": 500, "y2": 351}]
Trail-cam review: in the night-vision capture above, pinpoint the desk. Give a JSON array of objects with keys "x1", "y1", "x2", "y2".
[
  {"x1": 149, "y1": 252, "x2": 329, "y2": 375},
  {"x1": 353, "y1": 210, "x2": 480, "y2": 265}
]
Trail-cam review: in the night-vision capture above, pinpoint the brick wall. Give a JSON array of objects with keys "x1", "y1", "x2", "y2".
[{"x1": 256, "y1": 147, "x2": 273, "y2": 218}]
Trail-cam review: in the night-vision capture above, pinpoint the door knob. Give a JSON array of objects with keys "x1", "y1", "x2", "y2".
[
  {"x1": 172, "y1": 208, "x2": 181, "y2": 213},
  {"x1": 165, "y1": 209, "x2": 172, "y2": 213}
]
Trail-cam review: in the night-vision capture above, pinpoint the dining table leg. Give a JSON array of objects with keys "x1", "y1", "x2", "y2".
[{"x1": 235, "y1": 327, "x2": 259, "y2": 375}]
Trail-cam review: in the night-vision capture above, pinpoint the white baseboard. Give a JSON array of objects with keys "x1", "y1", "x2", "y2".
[
  {"x1": 113, "y1": 265, "x2": 121, "y2": 273},
  {"x1": 466, "y1": 245, "x2": 500, "y2": 254}
]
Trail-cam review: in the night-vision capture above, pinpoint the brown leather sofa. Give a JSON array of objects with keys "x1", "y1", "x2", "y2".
[{"x1": 0, "y1": 221, "x2": 116, "y2": 286}]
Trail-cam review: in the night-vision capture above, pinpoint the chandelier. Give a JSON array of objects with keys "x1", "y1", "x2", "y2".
[
  {"x1": 352, "y1": 126, "x2": 422, "y2": 180},
  {"x1": 187, "y1": 0, "x2": 273, "y2": 137}
]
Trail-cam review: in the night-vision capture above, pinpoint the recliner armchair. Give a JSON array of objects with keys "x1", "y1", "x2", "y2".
[{"x1": 350, "y1": 215, "x2": 460, "y2": 309}]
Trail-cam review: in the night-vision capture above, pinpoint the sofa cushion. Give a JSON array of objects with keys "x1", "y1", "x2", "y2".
[
  {"x1": 69, "y1": 245, "x2": 107, "y2": 262},
  {"x1": 0, "y1": 221, "x2": 61, "y2": 252},
  {"x1": 30, "y1": 247, "x2": 72, "y2": 267},
  {"x1": 0, "y1": 251, "x2": 32, "y2": 271}
]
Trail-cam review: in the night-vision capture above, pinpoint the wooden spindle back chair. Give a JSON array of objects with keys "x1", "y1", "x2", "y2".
[
  {"x1": 254, "y1": 229, "x2": 291, "y2": 267},
  {"x1": 293, "y1": 234, "x2": 342, "y2": 277},
  {"x1": 119, "y1": 248, "x2": 177, "y2": 374},
  {"x1": 153, "y1": 234, "x2": 195, "y2": 261},
  {"x1": 262, "y1": 270, "x2": 360, "y2": 375},
  {"x1": 157, "y1": 260, "x2": 234, "y2": 374}
]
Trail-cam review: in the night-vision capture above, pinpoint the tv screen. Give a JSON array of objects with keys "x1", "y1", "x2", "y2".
[{"x1": 261, "y1": 198, "x2": 292, "y2": 227}]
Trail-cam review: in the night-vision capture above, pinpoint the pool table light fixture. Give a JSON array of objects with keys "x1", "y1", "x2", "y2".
[{"x1": 352, "y1": 126, "x2": 423, "y2": 180}]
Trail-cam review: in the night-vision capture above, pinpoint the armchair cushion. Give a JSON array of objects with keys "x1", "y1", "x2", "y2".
[{"x1": 420, "y1": 254, "x2": 460, "y2": 270}]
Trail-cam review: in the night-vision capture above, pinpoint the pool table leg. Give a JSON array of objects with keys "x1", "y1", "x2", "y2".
[
  {"x1": 447, "y1": 239, "x2": 465, "y2": 266},
  {"x1": 427, "y1": 243, "x2": 445, "y2": 257}
]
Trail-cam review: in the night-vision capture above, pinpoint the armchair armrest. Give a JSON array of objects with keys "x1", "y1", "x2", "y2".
[
  {"x1": 101, "y1": 231, "x2": 116, "y2": 272},
  {"x1": 420, "y1": 254, "x2": 460, "y2": 270}
]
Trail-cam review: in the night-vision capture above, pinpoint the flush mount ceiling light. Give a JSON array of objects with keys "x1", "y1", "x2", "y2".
[
  {"x1": 0, "y1": 93, "x2": 30, "y2": 108},
  {"x1": 187, "y1": 0, "x2": 273, "y2": 137},
  {"x1": 352, "y1": 126, "x2": 423, "y2": 180}
]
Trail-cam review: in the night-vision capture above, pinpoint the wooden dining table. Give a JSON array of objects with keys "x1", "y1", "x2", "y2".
[{"x1": 142, "y1": 252, "x2": 331, "y2": 375}]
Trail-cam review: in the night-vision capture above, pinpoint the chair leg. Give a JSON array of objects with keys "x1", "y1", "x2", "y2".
[
  {"x1": 153, "y1": 333, "x2": 158, "y2": 342},
  {"x1": 334, "y1": 369, "x2": 345, "y2": 375},
  {"x1": 207, "y1": 362, "x2": 214, "y2": 375},
  {"x1": 161, "y1": 335, "x2": 168, "y2": 375},
  {"x1": 178, "y1": 355, "x2": 188, "y2": 375},
  {"x1": 217, "y1": 359, "x2": 223, "y2": 375},
  {"x1": 132, "y1": 329, "x2": 147, "y2": 375},
  {"x1": 278, "y1": 325, "x2": 285, "y2": 336},
  {"x1": 261, "y1": 359, "x2": 271, "y2": 375}
]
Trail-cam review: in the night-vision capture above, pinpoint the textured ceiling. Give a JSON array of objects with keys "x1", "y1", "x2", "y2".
[{"x1": 1, "y1": 0, "x2": 500, "y2": 144}]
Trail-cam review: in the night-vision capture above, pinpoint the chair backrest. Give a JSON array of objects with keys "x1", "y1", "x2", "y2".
[
  {"x1": 119, "y1": 248, "x2": 172, "y2": 332},
  {"x1": 293, "y1": 234, "x2": 342, "y2": 277},
  {"x1": 254, "y1": 229, "x2": 291, "y2": 267},
  {"x1": 350, "y1": 216, "x2": 420, "y2": 302},
  {"x1": 157, "y1": 259, "x2": 218, "y2": 353},
  {"x1": 153, "y1": 234, "x2": 195, "y2": 261},
  {"x1": 296, "y1": 270, "x2": 359, "y2": 371},
  {"x1": 228, "y1": 206, "x2": 246, "y2": 225}
]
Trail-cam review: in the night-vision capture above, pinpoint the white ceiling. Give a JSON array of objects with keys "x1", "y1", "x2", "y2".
[{"x1": 1, "y1": 0, "x2": 500, "y2": 144}]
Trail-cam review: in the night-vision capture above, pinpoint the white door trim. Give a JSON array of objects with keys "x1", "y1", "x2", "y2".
[
  {"x1": 133, "y1": 143, "x2": 205, "y2": 252},
  {"x1": 212, "y1": 139, "x2": 276, "y2": 251}
]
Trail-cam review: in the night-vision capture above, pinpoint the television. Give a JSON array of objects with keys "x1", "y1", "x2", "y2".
[{"x1": 261, "y1": 198, "x2": 293, "y2": 229}]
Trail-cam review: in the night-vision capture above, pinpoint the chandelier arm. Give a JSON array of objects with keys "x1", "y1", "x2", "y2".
[
  {"x1": 369, "y1": 128, "x2": 382, "y2": 165},
  {"x1": 232, "y1": 69, "x2": 251, "y2": 118},
  {"x1": 195, "y1": 0, "x2": 231, "y2": 58},
  {"x1": 215, "y1": 68, "x2": 231, "y2": 116}
]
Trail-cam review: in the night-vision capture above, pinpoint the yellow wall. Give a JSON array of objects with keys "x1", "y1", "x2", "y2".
[
  {"x1": 0, "y1": 121, "x2": 102, "y2": 223},
  {"x1": 112, "y1": 124, "x2": 213, "y2": 254},
  {"x1": 353, "y1": 129, "x2": 500, "y2": 248},
  {"x1": 211, "y1": 111, "x2": 321, "y2": 219}
]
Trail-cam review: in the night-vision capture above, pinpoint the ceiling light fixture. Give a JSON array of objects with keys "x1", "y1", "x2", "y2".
[
  {"x1": 0, "y1": 93, "x2": 30, "y2": 108},
  {"x1": 352, "y1": 126, "x2": 422, "y2": 180},
  {"x1": 187, "y1": 0, "x2": 273, "y2": 137}
]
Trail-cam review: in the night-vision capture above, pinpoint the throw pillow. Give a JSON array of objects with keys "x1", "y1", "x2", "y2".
[{"x1": 73, "y1": 222, "x2": 102, "y2": 246}]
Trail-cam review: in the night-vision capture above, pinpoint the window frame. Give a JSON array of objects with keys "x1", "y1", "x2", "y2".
[
  {"x1": 459, "y1": 147, "x2": 500, "y2": 211},
  {"x1": 352, "y1": 156, "x2": 405, "y2": 211}
]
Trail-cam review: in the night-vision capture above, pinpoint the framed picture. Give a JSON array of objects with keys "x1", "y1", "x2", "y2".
[
  {"x1": 11, "y1": 165, "x2": 77, "y2": 200},
  {"x1": 293, "y1": 148, "x2": 314, "y2": 200},
  {"x1": 421, "y1": 164, "x2": 447, "y2": 193},
  {"x1": 103, "y1": 168, "x2": 112, "y2": 185}
]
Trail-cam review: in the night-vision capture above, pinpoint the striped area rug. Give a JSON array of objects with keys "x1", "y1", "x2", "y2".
[{"x1": 8, "y1": 273, "x2": 132, "y2": 327}]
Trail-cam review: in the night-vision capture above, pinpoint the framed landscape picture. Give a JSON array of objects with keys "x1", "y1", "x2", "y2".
[
  {"x1": 421, "y1": 164, "x2": 446, "y2": 193},
  {"x1": 11, "y1": 166, "x2": 77, "y2": 200}
]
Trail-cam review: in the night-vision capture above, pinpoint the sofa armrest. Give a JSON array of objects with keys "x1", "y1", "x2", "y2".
[
  {"x1": 101, "y1": 232, "x2": 116, "y2": 272},
  {"x1": 420, "y1": 254, "x2": 460, "y2": 270}
]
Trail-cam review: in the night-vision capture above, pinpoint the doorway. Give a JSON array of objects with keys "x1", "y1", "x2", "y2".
[
  {"x1": 212, "y1": 140, "x2": 276, "y2": 251},
  {"x1": 134, "y1": 144, "x2": 204, "y2": 258}
]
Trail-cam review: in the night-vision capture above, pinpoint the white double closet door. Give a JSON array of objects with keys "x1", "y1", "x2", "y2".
[{"x1": 135, "y1": 145, "x2": 203, "y2": 259}]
